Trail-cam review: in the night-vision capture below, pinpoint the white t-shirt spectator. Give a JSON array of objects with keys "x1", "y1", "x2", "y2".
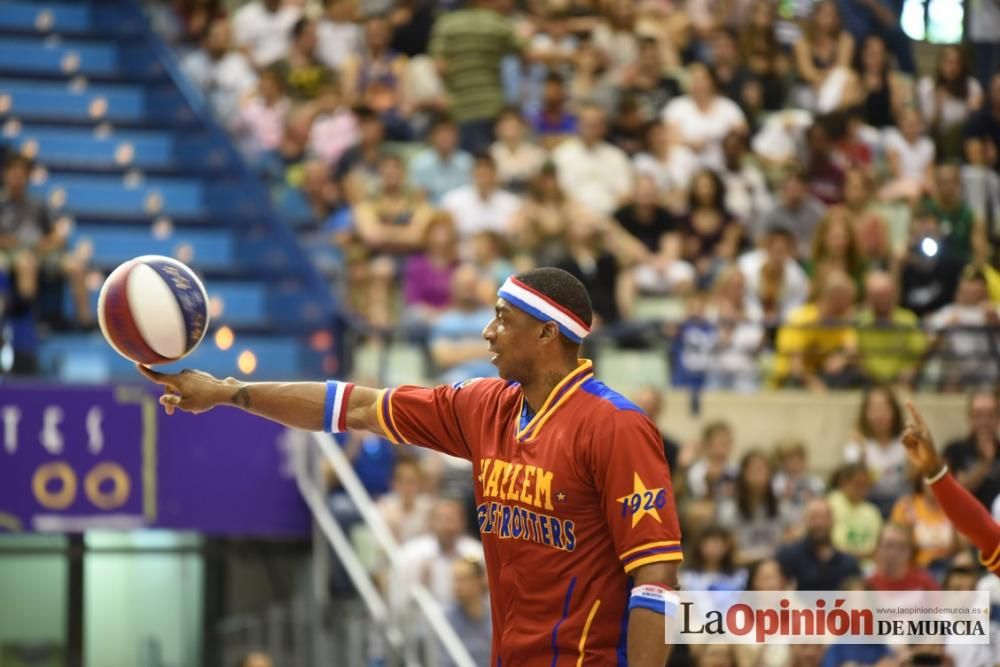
[
  {"x1": 632, "y1": 146, "x2": 700, "y2": 194},
  {"x1": 883, "y1": 128, "x2": 935, "y2": 180},
  {"x1": 720, "y1": 163, "x2": 773, "y2": 226},
  {"x1": 392, "y1": 534, "x2": 483, "y2": 610},
  {"x1": 661, "y1": 96, "x2": 747, "y2": 169},
  {"x1": 441, "y1": 186, "x2": 521, "y2": 240},
  {"x1": 737, "y1": 249, "x2": 810, "y2": 322},
  {"x1": 927, "y1": 303, "x2": 1000, "y2": 386},
  {"x1": 317, "y1": 19, "x2": 362, "y2": 70},
  {"x1": 232, "y1": 1, "x2": 302, "y2": 67},
  {"x1": 236, "y1": 96, "x2": 289, "y2": 155},
  {"x1": 308, "y1": 109, "x2": 359, "y2": 166},
  {"x1": 843, "y1": 437, "x2": 909, "y2": 504},
  {"x1": 551, "y1": 138, "x2": 633, "y2": 216},
  {"x1": 918, "y1": 76, "x2": 983, "y2": 128},
  {"x1": 180, "y1": 50, "x2": 258, "y2": 125}
]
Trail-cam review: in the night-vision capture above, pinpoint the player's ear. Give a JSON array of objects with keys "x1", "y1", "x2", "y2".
[{"x1": 539, "y1": 321, "x2": 560, "y2": 345}]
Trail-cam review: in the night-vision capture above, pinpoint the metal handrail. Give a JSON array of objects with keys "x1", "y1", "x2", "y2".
[{"x1": 295, "y1": 431, "x2": 477, "y2": 667}]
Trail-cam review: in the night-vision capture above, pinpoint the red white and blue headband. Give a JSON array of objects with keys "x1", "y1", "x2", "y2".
[{"x1": 497, "y1": 276, "x2": 591, "y2": 343}]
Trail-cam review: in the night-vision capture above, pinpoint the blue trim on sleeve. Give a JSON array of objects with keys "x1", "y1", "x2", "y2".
[
  {"x1": 324, "y1": 381, "x2": 336, "y2": 433},
  {"x1": 627, "y1": 596, "x2": 665, "y2": 615}
]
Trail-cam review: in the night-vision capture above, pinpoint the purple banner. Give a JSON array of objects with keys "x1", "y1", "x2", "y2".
[{"x1": 0, "y1": 383, "x2": 310, "y2": 537}]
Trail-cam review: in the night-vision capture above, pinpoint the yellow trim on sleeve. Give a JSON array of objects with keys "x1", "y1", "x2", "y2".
[
  {"x1": 576, "y1": 599, "x2": 601, "y2": 667},
  {"x1": 386, "y1": 387, "x2": 405, "y2": 444},
  {"x1": 618, "y1": 540, "x2": 682, "y2": 561},
  {"x1": 980, "y1": 542, "x2": 1000, "y2": 569},
  {"x1": 375, "y1": 389, "x2": 400, "y2": 445},
  {"x1": 623, "y1": 552, "x2": 684, "y2": 574}
]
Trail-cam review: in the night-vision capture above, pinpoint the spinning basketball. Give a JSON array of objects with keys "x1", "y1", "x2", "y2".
[{"x1": 97, "y1": 255, "x2": 209, "y2": 365}]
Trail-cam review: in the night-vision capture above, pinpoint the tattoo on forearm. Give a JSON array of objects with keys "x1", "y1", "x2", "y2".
[{"x1": 230, "y1": 384, "x2": 251, "y2": 409}]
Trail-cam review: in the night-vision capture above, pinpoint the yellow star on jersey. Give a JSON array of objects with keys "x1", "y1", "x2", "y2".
[{"x1": 617, "y1": 473, "x2": 665, "y2": 528}]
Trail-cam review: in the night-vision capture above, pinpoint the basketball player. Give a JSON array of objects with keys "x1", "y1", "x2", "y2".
[
  {"x1": 902, "y1": 401, "x2": 1000, "y2": 576},
  {"x1": 138, "y1": 268, "x2": 682, "y2": 665}
]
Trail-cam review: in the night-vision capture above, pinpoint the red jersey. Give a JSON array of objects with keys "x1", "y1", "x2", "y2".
[{"x1": 374, "y1": 359, "x2": 683, "y2": 665}]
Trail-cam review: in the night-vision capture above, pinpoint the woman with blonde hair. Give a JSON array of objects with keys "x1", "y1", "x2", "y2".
[
  {"x1": 792, "y1": 0, "x2": 856, "y2": 112},
  {"x1": 807, "y1": 206, "x2": 866, "y2": 296}
]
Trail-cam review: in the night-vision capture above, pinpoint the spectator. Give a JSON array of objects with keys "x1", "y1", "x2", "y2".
[
  {"x1": 671, "y1": 292, "x2": 716, "y2": 390},
  {"x1": 316, "y1": 0, "x2": 362, "y2": 70},
  {"x1": 678, "y1": 525, "x2": 749, "y2": 591},
  {"x1": 551, "y1": 104, "x2": 633, "y2": 217},
  {"x1": 828, "y1": 462, "x2": 883, "y2": 560},
  {"x1": 235, "y1": 65, "x2": 290, "y2": 167},
  {"x1": 852, "y1": 34, "x2": 907, "y2": 130},
  {"x1": 926, "y1": 270, "x2": 1000, "y2": 391},
  {"x1": 890, "y1": 475, "x2": 957, "y2": 571},
  {"x1": 803, "y1": 119, "x2": 846, "y2": 205},
  {"x1": 342, "y1": 15, "x2": 411, "y2": 139},
  {"x1": 962, "y1": 149, "x2": 1000, "y2": 229},
  {"x1": 529, "y1": 73, "x2": 578, "y2": 150},
  {"x1": 898, "y1": 208, "x2": 965, "y2": 318},
  {"x1": 964, "y1": 73, "x2": 1000, "y2": 172},
  {"x1": 756, "y1": 167, "x2": 826, "y2": 257},
  {"x1": 429, "y1": 0, "x2": 519, "y2": 154},
  {"x1": 772, "y1": 440, "x2": 826, "y2": 528},
  {"x1": 709, "y1": 29, "x2": 755, "y2": 115},
  {"x1": 616, "y1": 174, "x2": 694, "y2": 297},
  {"x1": 686, "y1": 421, "x2": 739, "y2": 502},
  {"x1": 393, "y1": 498, "x2": 482, "y2": 615},
  {"x1": 377, "y1": 457, "x2": 433, "y2": 543},
  {"x1": 680, "y1": 169, "x2": 742, "y2": 288},
  {"x1": 923, "y1": 163, "x2": 985, "y2": 266},
  {"x1": 738, "y1": 0, "x2": 787, "y2": 111},
  {"x1": 919, "y1": 46, "x2": 984, "y2": 160},
  {"x1": 403, "y1": 213, "x2": 459, "y2": 323},
  {"x1": 776, "y1": 497, "x2": 862, "y2": 590},
  {"x1": 181, "y1": 17, "x2": 258, "y2": 126},
  {"x1": 943, "y1": 390, "x2": 1000, "y2": 508},
  {"x1": 736, "y1": 559, "x2": 794, "y2": 666},
  {"x1": 717, "y1": 131, "x2": 772, "y2": 230},
  {"x1": 439, "y1": 557, "x2": 492, "y2": 667},
  {"x1": 619, "y1": 37, "x2": 681, "y2": 123},
  {"x1": 737, "y1": 226, "x2": 810, "y2": 325},
  {"x1": 353, "y1": 154, "x2": 435, "y2": 254},
  {"x1": 856, "y1": 271, "x2": 927, "y2": 386},
  {"x1": 942, "y1": 563, "x2": 1000, "y2": 667},
  {"x1": 488, "y1": 108, "x2": 547, "y2": 192},
  {"x1": 631, "y1": 387, "x2": 683, "y2": 473},
  {"x1": 468, "y1": 230, "x2": 514, "y2": 289},
  {"x1": 278, "y1": 19, "x2": 332, "y2": 102},
  {"x1": 632, "y1": 122, "x2": 700, "y2": 199},
  {"x1": 0, "y1": 154, "x2": 90, "y2": 328},
  {"x1": 661, "y1": 63, "x2": 748, "y2": 170},
  {"x1": 807, "y1": 207, "x2": 866, "y2": 296},
  {"x1": 607, "y1": 95, "x2": 648, "y2": 158},
  {"x1": 524, "y1": 10, "x2": 577, "y2": 85},
  {"x1": 568, "y1": 35, "x2": 615, "y2": 112},
  {"x1": 841, "y1": 170, "x2": 899, "y2": 258},
  {"x1": 844, "y1": 385, "x2": 909, "y2": 515},
  {"x1": 409, "y1": 116, "x2": 473, "y2": 204},
  {"x1": 716, "y1": 450, "x2": 791, "y2": 564},
  {"x1": 334, "y1": 107, "x2": 386, "y2": 194},
  {"x1": 231, "y1": 0, "x2": 301, "y2": 67},
  {"x1": 441, "y1": 154, "x2": 521, "y2": 245},
  {"x1": 389, "y1": 0, "x2": 436, "y2": 57},
  {"x1": 303, "y1": 83, "x2": 360, "y2": 167},
  {"x1": 792, "y1": 0, "x2": 856, "y2": 113},
  {"x1": 880, "y1": 107, "x2": 935, "y2": 204},
  {"x1": 429, "y1": 264, "x2": 496, "y2": 385},
  {"x1": 554, "y1": 215, "x2": 633, "y2": 325},
  {"x1": 969, "y1": 0, "x2": 1000, "y2": 90},
  {"x1": 773, "y1": 271, "x2": 859, "y2": 391},
  {"x1": 510, "y1": 164, "x2": 592, "y2": 266},
  {"x1": 835, "y1": 0, "x2": 914, "y2": 75},
  {"x1": 170, "y1": 0, "x2": 225, "y2": 44}
]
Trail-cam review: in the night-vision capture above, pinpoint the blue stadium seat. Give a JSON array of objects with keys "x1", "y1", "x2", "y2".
[
  {"x1": 0, "y1": 36, "x2": 161, "y2": 78},
  {"x1": 39, "y1": 332, "x2": 306, "y2": 381},
  {"x1": 0, "y1": 2, "x2": 142, "y2": 36},
  {"x1": 73, "y1": 225, "x2": 234, "y2": 269},
  {"x1": 0, "y1": 79, "x2": 187, "y2": 124},
  {"x1": 31, "y1": 173, "x2": 207, "y2": 217},
  {"x1": 9, "y1": 125, "x2": 177, "y2": 170}
]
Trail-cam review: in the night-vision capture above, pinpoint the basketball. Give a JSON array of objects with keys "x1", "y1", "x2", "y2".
[{"x1": 97, "y1": 255, "x2": 210, "y2": 365}]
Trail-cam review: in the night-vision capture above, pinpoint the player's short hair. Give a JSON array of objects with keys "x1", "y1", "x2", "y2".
[{"x1": 513, "y1": 267, "x2": 593, "y2": 341}]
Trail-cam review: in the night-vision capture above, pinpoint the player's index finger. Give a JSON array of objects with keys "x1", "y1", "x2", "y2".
[
  {"x1": 905, "y1": 400, "x2": 927, "y2": 428},
  {"x1": 136, "y1": 363, "x2": 173, "y2": 385}
]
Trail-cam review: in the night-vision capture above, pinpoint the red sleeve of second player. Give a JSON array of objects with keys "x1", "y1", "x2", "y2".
[
  {"x1": 589, "y1": 411, "x2": 683, "y2": 575},
  {"x1": 375, "y1": 379, "x2": 499, "y2": 461}
]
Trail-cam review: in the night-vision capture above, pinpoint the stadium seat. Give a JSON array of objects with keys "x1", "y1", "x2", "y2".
[{"x1": 73, "y1": 225, "x2": 234, "y2": 270}]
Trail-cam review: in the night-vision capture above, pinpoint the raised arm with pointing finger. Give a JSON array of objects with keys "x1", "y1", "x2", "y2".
[{"x1": 902, "y1": 401, "x2": 1000, "y2": 575}]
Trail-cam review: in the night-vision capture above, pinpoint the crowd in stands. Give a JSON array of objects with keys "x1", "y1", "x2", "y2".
[{"x1": 157, "y1": 0, "x2": 1000, "y2": 392}]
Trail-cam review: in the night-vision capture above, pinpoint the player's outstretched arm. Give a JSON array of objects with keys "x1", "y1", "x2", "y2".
[{"x1": 136, "y1": 365, "x2": 385, "y2": 434}]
